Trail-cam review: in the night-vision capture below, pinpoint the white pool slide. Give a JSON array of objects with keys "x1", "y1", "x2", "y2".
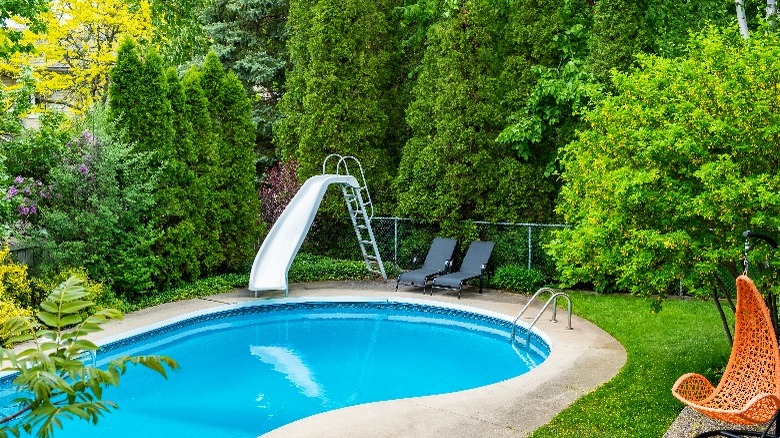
[{"x1": 249, "y1": 174, "x2": 359, "y2": 296}]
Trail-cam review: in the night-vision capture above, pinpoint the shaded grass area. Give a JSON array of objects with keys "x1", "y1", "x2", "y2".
[
  {"x1": 530, "y1": 292, "x2": 732, "y2": 438},
  {"x1": 115, "y1": 253, "x2": 397, "y2": 313}
]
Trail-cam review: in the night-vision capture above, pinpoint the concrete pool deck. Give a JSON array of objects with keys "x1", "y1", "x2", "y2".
[{"x1": 93, "y1": 281, "x2": 627, "y2": 437}]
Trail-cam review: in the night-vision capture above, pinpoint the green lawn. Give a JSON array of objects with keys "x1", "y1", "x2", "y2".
[{"x1": 530, "y1": 292, "x2": 732, "y2": 438}]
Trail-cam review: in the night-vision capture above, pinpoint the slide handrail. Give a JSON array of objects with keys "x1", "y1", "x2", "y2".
[{"x1": 322, "y1": 154, "x2": 374, "y2": 218}]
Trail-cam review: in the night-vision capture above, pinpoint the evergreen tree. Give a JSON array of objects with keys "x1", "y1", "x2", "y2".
[
  {"x1": 587, "y1": 0, "x2": 650, "y2": 84},
  {"x1": 181, "y1": 67, "x2": 223, "y2": 273},
  {"x1": 152, "y1": 68, "x2": 201, "y2": 288},
  {"x1": 396, "y1": 0, "x2": 557, "y2": 232},
  {"x1": 275, "y1": 0, "x2": 401, "y2": 211},
  {"x1": 200, "y1": 0, "x2": 289, "y2": 154},
  {"x1": 200, "y1": 52, "x2": 261, "y2": 271}
]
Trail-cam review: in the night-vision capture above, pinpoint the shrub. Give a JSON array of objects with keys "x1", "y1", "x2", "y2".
[
  {"x1": 40, "y1": 124, "x2": 159, "y2": 297},
  {"x1": 0, "y1": 245, "x2": 32, "y2": 307},
  {"x1": 29, "y1": 266, "x2": 117, "y2": 310},
  {"x1": 0, "y1": 300, "x2": 32, "y2": 344},
  {"x1": 490, "y1": 265, "x2": 546, "y2": 293},
  {"x1": 259, "y1": 159, "x2": 301, "y2": 228}
]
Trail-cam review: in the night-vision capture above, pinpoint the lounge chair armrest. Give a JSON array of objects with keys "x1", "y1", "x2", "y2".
[{"x1": 672, "y1": 373, "x2": 715, "y2": 404}]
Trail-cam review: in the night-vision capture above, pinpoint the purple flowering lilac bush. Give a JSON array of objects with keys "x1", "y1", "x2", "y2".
[{"x1": 3, "y1": 175, "x2": 52, "y2": 237}]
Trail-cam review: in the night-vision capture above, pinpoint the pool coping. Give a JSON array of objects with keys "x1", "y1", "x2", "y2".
[{"x1": 90, "y1": 280, "x2": 626, "y2": 438}]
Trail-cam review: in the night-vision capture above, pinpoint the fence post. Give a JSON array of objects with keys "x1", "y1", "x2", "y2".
[
  {"x1": 393, "y1": 217, "x2": 398, "y2": 264},
  {"x1": 527, "y1": 226, "x2": 533, "y2": 270}
]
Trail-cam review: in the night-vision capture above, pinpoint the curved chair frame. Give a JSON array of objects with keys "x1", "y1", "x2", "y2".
[{"x1": 673, "y1": 275, "x2": 780, "y2": 427}]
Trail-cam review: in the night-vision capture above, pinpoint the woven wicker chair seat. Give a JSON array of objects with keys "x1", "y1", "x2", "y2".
[{"x1": 673, "y1": 275, "x2": 780, "y2": 425}]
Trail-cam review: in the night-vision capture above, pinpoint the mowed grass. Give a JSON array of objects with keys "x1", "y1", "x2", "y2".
[{"x1": 530, "y1": 291, "x2": 732, "y2": 438}]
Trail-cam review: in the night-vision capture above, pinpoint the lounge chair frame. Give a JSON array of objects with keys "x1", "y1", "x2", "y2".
[
  {"x1": 430, "y1": 241, "x2": 495, "y2": 299},
  {"x1": 395, "y1": 237, "x2": 457, "y2": 291}
]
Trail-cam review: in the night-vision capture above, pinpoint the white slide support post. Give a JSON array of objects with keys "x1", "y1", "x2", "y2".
[{"x1": 249, "y1": 174, "x2": 359, "y2": 296}]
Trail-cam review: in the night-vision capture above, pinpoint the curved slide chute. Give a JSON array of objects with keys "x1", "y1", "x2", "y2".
[{"x1": 249, "y1": 174, "x2": 359, "y2": 296}]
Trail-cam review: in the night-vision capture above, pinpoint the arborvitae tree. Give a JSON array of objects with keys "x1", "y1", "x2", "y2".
[
  {"x1": 152, "y1": 68, "x2": 201, "y2": 289},
  {"x1": 181, "y1": 67, "x2": 223, "y2": 273},
  {"x1": 200, "y1": 0, "x2": 289, "y2": 154},
  {"x1": 200, "y1": 52, "x2": 261, "y2": 271},
  {"x1": 109, "y1": 42, "x2": 175, "y2": 160},
  {"x1": 396, "y1": 0, "x2": 556, "y2": 233},
  {"x1": 275, "y1": 0, "x2": 400, "y2": 211},
  {"x1": 587, "y1": 0, "x2": 650, "y2": 84},
  {"x1": 107, "y1": 39, "x2": 144, "y2": 137}
]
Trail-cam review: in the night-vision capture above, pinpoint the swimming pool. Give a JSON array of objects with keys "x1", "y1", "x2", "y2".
[{"x1": 0, "y1": 299, "x2": 549, "y2": 437}]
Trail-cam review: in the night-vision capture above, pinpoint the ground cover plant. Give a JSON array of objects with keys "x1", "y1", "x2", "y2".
[{"x1": 530, "y1": 291, "x2": 731, "y2": 437}]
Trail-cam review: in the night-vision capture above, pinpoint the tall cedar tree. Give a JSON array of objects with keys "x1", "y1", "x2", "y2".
[
  {"x1": 587, "y1": 0, "x2": 650, "y2": 84},
  {"x1": 152, "y1": 68, "x2": 202, "y2": 288},
  {"x1": 181, "y1": 67, "x2": 224, "y2": 273},
  {"x1": 200, "y1": 52, "x2": 261, "y2": 271},
  {"x1": 200, "y1": 0, "x2": 289, "y2": 154},
  {"x1": 395, "y1": 0, "x2": 557, "y2": 233},
  {"x1": 275, "y1": 0, "x2": 400, "y2": 212}
]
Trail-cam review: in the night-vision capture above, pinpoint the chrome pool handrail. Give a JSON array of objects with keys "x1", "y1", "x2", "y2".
[{"x1": 511, "y1": 287, "x2": 572, "y2": 345}]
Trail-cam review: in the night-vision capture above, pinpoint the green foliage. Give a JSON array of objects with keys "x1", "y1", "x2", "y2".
[
  {"x1": 200, "y1": 0, "x2": 289, "y2": 152},
  {"x1": 0, "y1": 67, "x2": 34, "y2": 136},
  {"x1": 530, "y1": 292, "x2": 731, "y2": 437},
  {"x1": 396, "y1": 0, "x2": 561, "y2": 225},
  {"x1": 200, "y1": 52, "x2": 262, "y2": 272},
  {"x1": 0, "y1": 276, "x2": 177, "y2": 438},
  {"x1": 151, "y1": 68, "x2": 201, "y2": 289},
  {"x1": 147, "y1": 0, "x2": 210, "y2": 66},
  {"x1": 0, "y1": 0, "x2": 48, "y2": 58},
  {"x1": 0, "y1": 246, "x2": 32, "y2": 307},
  {"x1": 275, "y1": 0, "x2": 401, "y2": 212},
  {"x1": 38, "y1": 118, "x2": 160, "y2": 297},
  {"x1": 288, "y1": 253, "x2": 399, "y2": 283},
  {"x1": 550, "y1": 26, "x2": 780, "y2": 305},
  {"x1": 110, "y1": 42, "x2": 174, "y2": 159},
  {"x1": 587, "y1": 0, "x2": 650, "y2": 85},
  {"x1": 180, "y1": 66, "x2": 223, "y2": 273},
  {"x1": 489, "y1": 265, "x2": 546, "y2": 293},
  {"x1": 644, "y1": 0, "x2": 735, "y2": 58}
]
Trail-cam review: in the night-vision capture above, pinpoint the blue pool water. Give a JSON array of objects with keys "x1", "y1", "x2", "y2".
[{"x1": 0, "y1": 300, "x2": 549, "y2": 437}]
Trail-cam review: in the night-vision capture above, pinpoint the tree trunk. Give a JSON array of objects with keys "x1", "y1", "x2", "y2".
[{"x1": 736, "y1": 0, "x2": 750, "y2": 39}]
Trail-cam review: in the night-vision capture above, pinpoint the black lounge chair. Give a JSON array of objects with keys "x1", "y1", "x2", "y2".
[
  {"x1": 431, "y1": 241, "x2": 495, "y2": 298},
  {"x1": 395, "y1": 237, "x2": 457, "y2": 291}
]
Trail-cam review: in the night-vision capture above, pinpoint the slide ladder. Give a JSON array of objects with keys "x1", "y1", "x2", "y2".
[{"x1": 323, "y1": 154, "x2": 387, "y2": 280}]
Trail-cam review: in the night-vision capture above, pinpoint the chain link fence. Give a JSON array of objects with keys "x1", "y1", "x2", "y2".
[{"x1": 309, "y1": 216, "x2": 570, "y2": 279}]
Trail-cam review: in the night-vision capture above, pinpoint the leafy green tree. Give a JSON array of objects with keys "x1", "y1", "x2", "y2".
[
  {"x1": 200, "y1": 52, "x2": 261, "y2": 271},
  {"x1": 549, "y1": 26, "x2": 780, "y2": 342},
  {"x1": 0, "y1": 0, "x2": 48, "y2": 58},
  {"x1": 109, "y1": 41, "x2": 174, "y2": 160},
  {"x1": 200, "y1": 0, "x2": 289, "y2": 153},
  {"x1": 275, "y1": 0, "x2": 401, "y2": 211},
  {"x1": 0, "y1": 276, "x2": 177, "y2": 438}
]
